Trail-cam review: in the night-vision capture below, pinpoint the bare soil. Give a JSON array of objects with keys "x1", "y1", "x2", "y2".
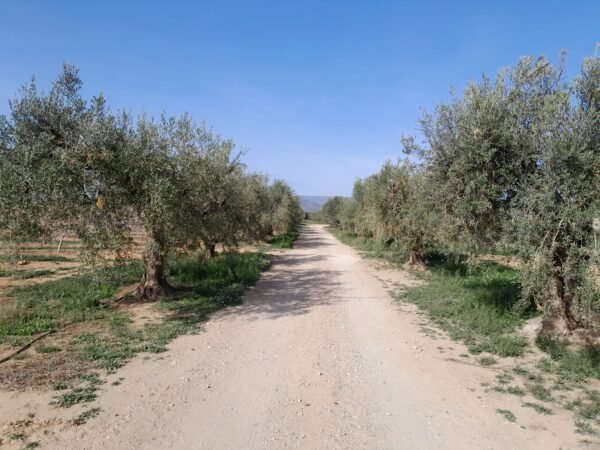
[{"x1": 0, "y1": 225, "x2": 591, "y2": 449}]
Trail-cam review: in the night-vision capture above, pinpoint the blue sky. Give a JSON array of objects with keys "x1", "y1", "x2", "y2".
[{"x1": 1, "y1": 1, "x2": 598, "y2": 195}]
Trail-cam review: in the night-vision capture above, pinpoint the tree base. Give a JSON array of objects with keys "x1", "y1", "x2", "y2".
[{"x1": 135, "y1": 279, "x2": 173, "y2": 301}]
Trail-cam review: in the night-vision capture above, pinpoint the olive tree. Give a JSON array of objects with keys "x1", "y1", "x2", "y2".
[
  {"x1": 267, "y1": 180, "x2": 303, "y2": 235},
  {"x1": 506, "y1": 54, "x2": 600, "y2": 331},
  {"x1": 0, "y1": 64, "x2": 132, "y2": 256}
]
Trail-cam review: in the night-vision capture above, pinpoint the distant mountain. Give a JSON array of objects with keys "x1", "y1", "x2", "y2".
[{"x1": 299, "y1": 195, "x2": 331, "y2": 212}]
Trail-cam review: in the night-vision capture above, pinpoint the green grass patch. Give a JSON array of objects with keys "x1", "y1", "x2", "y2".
[
  {"x1": 0, "y1": 261, "x2": 141, "y2": 336},
  {"x1": 528, "y1": 383, "x2": 553, "y2": 402},
  {"x1": 535, "y1": 335, "x2": 600, "y2": 382},
  {"x1": 523, "y1": 402, "x2": 553, "y2": 415},
  {"x1": 72, "y1": 407, "x2": 101, "y2": 425},
  {"x1": 269, "y1": 231, "x2": 300, "y2": 248},
  {"x1": 396, "y1": 261, "x2": 531, "y2": 357},
  {"x1": 0, "y1": 254, "x2": 73, "y2": 263},
  {"x1": 0, "y1": 269, "x2": 55, "y2": 279},
  {"x1": 496, "y1": 408, "x2": 517, "y2": 422}
]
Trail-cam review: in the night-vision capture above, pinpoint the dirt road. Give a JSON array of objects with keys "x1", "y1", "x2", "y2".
[{"x1": 44, "y1": 225, "x2": 579, "y2": 449}]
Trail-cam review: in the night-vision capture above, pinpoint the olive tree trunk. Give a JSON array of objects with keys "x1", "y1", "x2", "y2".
[
  {"x1": 203, "y1": 241, "x2": 216, "y2": 259},
  {"x1": 135, "y1": 244, "x2": 172, "y2": 301},
  {"x1": 404, "y1": 247, "x2": 428, "y2": 271},
  {"x1": 551, "y1": 246, "x2": 581, "y2": 331}
]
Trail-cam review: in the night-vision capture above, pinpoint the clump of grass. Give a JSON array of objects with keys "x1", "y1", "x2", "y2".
[
  {"x1": 575, "y1": 419, "x2": 598, "y2": 436},
  {"x1": 493, "y1": 385, "x2": 525, "y2": 396},
  {"x1": 9, "y1": 433, "x2": 26, "y2": 441},
  {"x1": 52, "y1": 373, "x2": 103, "y2": 407},
  {"x1": 25, "y1": 442, "x2": 41, "y2": 449},
  {"x1": 479, "y1": 356, "x2": 498, "y2": 367},
  {"x1": 72, "y1": 407, "x2": 101, "y2": 425},
  {"x1": 522, "y1": 402, "x2": 553, "y2": 415},
  {"x1": 53, "y1": 386, "x2": 98, "y2": 407},
  {"x1": 497, "y1": 409, "x2": 517, "y2": 422},
  {"x1": 528, "y1": 383, "x2": 553, "y2": 402},
  {"x1": 535, "y1": 335, "x2": 600, "y2": 382},
  {"x1": 269, "y1": 231, "x2": 300, "y2": 248},
  {"x1": 566, "y1": 390, "x2": 600, "y2": 425},
  {"x1": 496, "y1": 372, "x2": 514, "y2": 384},
  {"x1": 34, "y1": 344, "x2": 61, "y2": 353}
]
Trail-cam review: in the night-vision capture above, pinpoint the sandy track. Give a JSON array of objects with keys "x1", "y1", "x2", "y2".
[{"x1": 42, "y1": 225, "x2": 581, "y2": 449}]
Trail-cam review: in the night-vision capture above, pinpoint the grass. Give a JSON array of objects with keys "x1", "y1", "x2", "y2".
[
  {"x1": 496, "y1": 408, "x2": 517, "y2": 422},
  {"x1": 528, "y1": 383, "x2": 553, "y2": 402},
  {"x1": 72, "y1": 407, "x2": 101, "y2": 425},
  {"x1": 52, "y1": 373, "x2": 103, "y2": 407},
  {"x1": 0, "y1": 254, "x2": 73, "y2": 263},
  {"x1": 269, "y1": 230, "x2": 300, "y2": 248},
  {"x1": 535, "y1": 335, "x2": 600, "y2": 383},
  {"x1": 397, "y1": 259, "x2": 532, "y2": 357},
  {"x1": 0, "y1": 269, "x2": 55, "y2": 279},
  {"x1": 479, "y1": 356, "x2": 498, "y2": 366},
  {"x1": 0, "y1": 261, "x2": 142, "y2": 336},
  {"x1": 522, "y1": 402, "x2": 553, "y2": 415}
]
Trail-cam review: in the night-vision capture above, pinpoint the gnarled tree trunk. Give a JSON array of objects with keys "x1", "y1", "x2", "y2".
[
  {"x1": 551, "y1": 246, "x2": 581, "y2": 331},
  {"x1": 135, "y1": 244, "x2": 172, "y2": 301},
  {"x1": 404, "y1": 246, "x2": 428, "y2": 271},
  {"x1": 203, "y1": 241, "x2": 216, "y2": 259}
]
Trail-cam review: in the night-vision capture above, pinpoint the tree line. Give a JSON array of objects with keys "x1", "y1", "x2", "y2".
[
  {"x1": 0, "y1": 65, "x2": 303, "y2": 300},
  {"x1": 321, "y1": 51, "x2": 599, "y2": 333}
]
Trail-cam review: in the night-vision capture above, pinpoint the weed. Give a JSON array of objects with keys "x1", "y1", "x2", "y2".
[
  {"x1": 479, "y1": 356, "x2": 497, "y2": 367},
  {"x1": 9, "y1": 433, "x2": 26, "y2": 441},
  {"x1": 535, "y1": 335, "x2": 600, "y2": 382},
  {"x1": 53, "y1": 386, "x2": 97, "y2": 407},
  {"x1": 496, "y1": 372, "x2": 514, "y2": 384},
  {"x1": 34, "y1": 344, "x2": 61, "y2": 353},
  {"x1": 496, "y1": 409, "x2": 516, "y2": 422},
  {"x1": 528, "y1": 383, "x2": 553, "y2": 402},
  {"x1": 269, "y1": 231, "x2": 300, "y2": 248},
  {"x1": 575, "y1": 420, "x2": 598, "y2": 436},
  {"x1": 522, "y1": 402, "x2": 553, "y2": 415},
  {"x1": 72, "y1": 407, "x2": 101, "y2": 425},
  {"x1": 25, "y1": 442, "x2": 41, "y2": 449},
  {"x1": 493, "y1": 385, "x2": 525, "y2": 396}
]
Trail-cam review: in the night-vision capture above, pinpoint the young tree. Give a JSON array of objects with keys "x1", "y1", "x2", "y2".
[
  {"x1": 267, "y1": 180, "x2": 303, "y2": 235},
  {"x1": 321, "y1": 196, "x2": 346, "y2": 227}
]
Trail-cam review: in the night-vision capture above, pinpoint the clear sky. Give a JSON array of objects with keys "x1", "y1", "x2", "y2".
[{"x1": 1, "y1": 1, "x2": 598, "y2": 195}]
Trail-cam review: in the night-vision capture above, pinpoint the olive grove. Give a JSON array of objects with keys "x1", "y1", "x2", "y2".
[
  {"x1": 323, "y1": 52, "x2": 599, "y2": 332},
  {"x1": 0, "y1": 65, "x2": 303, "y2": 300}
]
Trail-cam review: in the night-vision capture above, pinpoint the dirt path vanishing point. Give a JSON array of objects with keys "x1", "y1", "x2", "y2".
[{"x1": 38, "y1": 224, "x2": 582, "y2": 449}]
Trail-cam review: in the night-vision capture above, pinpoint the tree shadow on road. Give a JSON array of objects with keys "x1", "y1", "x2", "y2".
[{"x1": 220, "y1": 256, "x2": 341, "y2": 321}]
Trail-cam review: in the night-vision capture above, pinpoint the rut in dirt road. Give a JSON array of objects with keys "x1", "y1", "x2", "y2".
[{"x1": 47, "y1": 225, "x2": 580, "y2": 449}]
